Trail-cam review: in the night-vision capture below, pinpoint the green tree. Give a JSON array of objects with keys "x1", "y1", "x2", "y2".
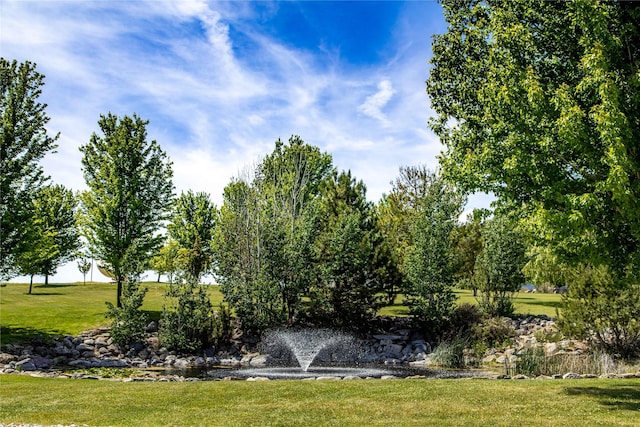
[
  {"x1": 474, "y1": 215, "x2": 527, "y2": 317},
  {"x1": 215, "y1": 137, "x2": 334, "y2": 331},
  {"x1": 1, "y1": 58, "x2": 59, "y2": 279},
  {"x1": 15, "y1": 218, "x2": 56, "y2": 294},
  {"x1": 259, "y1": 136, "x2": 334, "y2": 323},
  {"x1": 310, "y1": 170, "x2": 383, "y2": 328},
  {"x1": 450, "y1": 209, "x2": 488, "y2": 296},
  {"x1": 150, "y1": 239, "x2": 180, "y2": 284},
  {"x1": 215, "y1": 176, "x2": 282, "y2": 333},
  {"x1": 428, "y1": 0, "x2": 640, "y2": 353},
  {"x1": 79, "y1": 113, "x2": 174, "y2": 308},
  {"x1": 403, "y1": 172, "x2": 464, "y2": 339},
  {"x1": 169, "y1": 191, "x2": 218, "y2": 283},
  {"x1": 77, "y1": 256, "x2": 91, "y2": 285},
  {"x1": 30, "y1": 185, "x2": 81, "y2": 285}
]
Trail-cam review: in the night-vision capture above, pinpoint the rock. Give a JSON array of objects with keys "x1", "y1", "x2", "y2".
[
  {"x1": 562, "y1": 372, "x2": 581, "y2": 379},
  {"x1": 0, "y1": 353, "x2": 17, "y2": 364},
  {"x1": 381, "y1": 375, "x2": 399, "y2": 380},
  {"x1": 76, "y1": 343, "x2": 94, "y2": 352},
  {"x1": 249, "y1": 355, "x2": 273, "y2": 367},
  {"x1": 316, "y1": 376, "x2": 340, "y2": 380},
  {"x1": 342, "y1": 375, "x2": 362, "y2": 380},
  {"x1": 146, "y1": 321, "x2": 158, "y2": 333},
  {"x1": 544, "y1": 342, "x2": 558, "y2": 355},
  {"x1": 15, "y1": 359, "x2": 36, "y2": 371}
]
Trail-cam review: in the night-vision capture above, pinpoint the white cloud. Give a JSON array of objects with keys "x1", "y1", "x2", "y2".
[{"x1": 357, "y1": 79, "x2": 396, "y2": 125}]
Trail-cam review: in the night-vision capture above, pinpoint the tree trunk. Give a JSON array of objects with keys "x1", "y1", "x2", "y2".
[
  {"x1": 157, "y1": 273, "x2": 161, "y2": 283},
  {"x1": 117, "y1": 277, "x2": 123, "y2": 308},
  {"x1": 28, "y1": 275, "x2": 34, "y2": 294},
  {"x1": 45, "y1": 274, "x2": 49, "y2": 286}
]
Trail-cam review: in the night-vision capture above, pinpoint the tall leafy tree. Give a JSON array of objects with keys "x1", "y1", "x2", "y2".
[
  {"x1": 28, "y1": 184, "x2": 81, "y2": 285},
  {"x1": 169, "y1": 191, "x2": 218, "y2": 283},
  {"x1": 311, "y1": 170, "x2": 383, "y2": 328},
  {"x1": 1, "y1": 58, "x2": 59, "y2": 279},
  {"x1": 260, "y1": 136, "x2": 334, "y2": 322},
  {"x1": 474, "y1": 215, "x2": 527, "y2": 317},
  {"x1": 79, "y1": 113, "x2": 174, "y2": 307},
  {"x1": 428, "y1": 0, "x2": 640, "y2": 353},
  {"x1": 215, "y1": 176, "x2": 281, "y2": 332},
  {"x1": 150, "y1": 239, "x2": 180, "y2": 284},
  {"x1": 402, "y1": 171, "x2": 464, "y2": 339}
]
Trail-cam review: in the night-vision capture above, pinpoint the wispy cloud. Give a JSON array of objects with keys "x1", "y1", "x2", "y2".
[
  {"x1": 2, "y1": 0, "x2": 475, "y2": 282},
  {"x1": 358, "y1": 79, "x2": 396, "y2": 125}
]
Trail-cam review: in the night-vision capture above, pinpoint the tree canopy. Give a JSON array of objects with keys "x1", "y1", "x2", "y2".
[
  {"x1": 79, "y1": 113, "x2": 174, "y2": 307},
  {"x1": 1, "y1": 58, "x2": 59, "y2": 279},
  {"x1": 427, "y1": 0, "x2": 640, "y2": 277}
]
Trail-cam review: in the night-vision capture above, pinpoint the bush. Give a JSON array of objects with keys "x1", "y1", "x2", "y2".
[
  {"x1": 471, "y1": 317, "x2": 516, "y2": 350},
  {"x1": 160, "y1": 280, "x2": 213, "y2": 352},
  {"x1": 430, "y1": 337, "x2": 468, "y2": 369},
  {"x1": 558, "y1": 265, "x2": 640, "y2": 358},
  {"x1": 508, "y1": 348, "x2": 620, "y2": 377},
  {"x1": 211, "y1": 303, "x2": 233, "y2": 347},
  {"x1": 105, "y1": 280, "x2": 148, "y2": 347},
  {"x1": 444, "y1": 303, "x2": 483, "y2": 340}
]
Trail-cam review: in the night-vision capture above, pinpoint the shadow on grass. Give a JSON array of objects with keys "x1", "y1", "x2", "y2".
[
  {"x1": 0, "y1": 325, "x2": 63, "y2": 346},
  {"x1": 143, "y1": 309, "x2": 162, "y2": 322},
  {"x1": 521, "y1": 300, "x2": 563, "y2": 310},
  {"x1": 564, "y1": 385, "x2": 640, "y2": 412}
]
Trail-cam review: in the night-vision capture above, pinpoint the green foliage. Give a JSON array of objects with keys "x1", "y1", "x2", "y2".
[
  {"x1": 168, "y1": 191, "x2": 218, "y2": 283},
  {"x1": 150, "y1": 239, "x2": 180, "y2": 284},
  {"x1": 428, "y1": 0, "x2": 640, "y2": 350},
  {"x1": 509, "y1": 348, "x2": 619, "y2": 378},
  {"x1": 215, "y1": 177, "x2": 286, "y2": 333},
  {"x1": 475, "y1": 215, "x2": 526, "y2": 317},
  {"x1": 79, "y1": 113, "x2": 174, "y2": 307},
  {"x1": 24, "y1": 185, "x2": 81, "y2": 283},
  {"x1": 105, "y1": 278, "x2": 148, "y2": 347},
  {"x1": 559, "y1": 265, "x2": 640, "y2": 358},
  {"x1": 450, "y1": 210, "x2": 487, "y2": 294},
  {"x1": 211, "y1": 303, "x2": 232, "y2": 347},
  {"x1": 1, "y1": 58, "x2": 59, "y2": 279},
  {"x1": 430, "y1": 337, "x2": 468, "y2": 369},
  {"x1": 471, "y1": 317, "x2": 516, "y2": 350},
  {"x1": 76, "y1": 256, "x2": 91, "y2": 285},
  {"x1": 309, "y1": 171, "x2": 383, "y2": 328},
  {"x1": 402, "y1": 170, "x2": 463, "y2": 339},
  {"x1": 160, "y1": 278, "x2": 213, "y2": 352}
]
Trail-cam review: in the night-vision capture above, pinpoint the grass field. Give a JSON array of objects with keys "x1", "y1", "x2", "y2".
[
  {"x1": 1, "y1": 282, "x2": 562, "y2": 345},
  {"x1": 378, "y1": 289, "x2": 562, "y2": 318},
  {"x1": 1, "y1": 375, "x2": 639, "y2": 426},
  {"x1": 0, "y1": 282, "x2": 224, "y2": 345}
]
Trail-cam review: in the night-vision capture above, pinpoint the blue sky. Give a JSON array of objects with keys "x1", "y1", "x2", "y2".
[{"x1": 2, "y1": 0, "x2": 489, "y2": 282}]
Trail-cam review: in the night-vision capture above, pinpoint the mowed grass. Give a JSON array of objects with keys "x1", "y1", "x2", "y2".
[
  {"x1": 0, "y1": 282, "x2": 224, "y2": 344},
  {"x1": 1, "y1": 281, "x2": 562, "y2": 344},
  {"x1": 1, "y1": 375, "x2": 639, "y2": 426},
  {"x1": 378, "y1": 289, "x2": 562, "y2": 318}
]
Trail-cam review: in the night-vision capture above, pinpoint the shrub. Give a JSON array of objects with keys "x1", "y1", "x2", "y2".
[
  {"x1": 430, "y1": 337, "x2": 468, "y2": 369},
  {"x1": 211, "y1": 303, "x2": 233, "y2": 347},
  {"x1": 444, "y1": 303, "x2": 483, "y2": 341},
  {"x1": 160, "y1": 279, "x2": 213, "y2": 352},
  {"x1": 508, "y1": 348, "x2": 620, "y2": 377},
  {"x1": 471, "y1": 317, "x2": 516, "y2": 350},
  {"x1": 558, "y1": 265, "x2": 640, "y2": 358},
  {"x1": 105, "y1": 279, "x2": 148, "y2": 347}
]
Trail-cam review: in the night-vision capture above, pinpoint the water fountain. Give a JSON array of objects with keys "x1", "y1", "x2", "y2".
[{"x1": 207, "y1": 328, "x2": 400, "y2": 379}]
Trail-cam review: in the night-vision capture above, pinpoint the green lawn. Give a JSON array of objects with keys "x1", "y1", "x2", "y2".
[
  {"x1": 378, "y1": 289, "x2": 562, "y2": 318},
  {"x1": 1, "y1": 375, "x2": 638, "y2": 426},
  {"x1": 0, "y1": 282, "x2": 224, "y2": 344},
  {"x1": 1, "y1": 282, "x2": 562, "y2": 345}
]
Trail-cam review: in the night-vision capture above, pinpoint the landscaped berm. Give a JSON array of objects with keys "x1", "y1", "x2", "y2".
[{"x1": 1, "y1": 282, "x2": 640, "y2": 426}]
